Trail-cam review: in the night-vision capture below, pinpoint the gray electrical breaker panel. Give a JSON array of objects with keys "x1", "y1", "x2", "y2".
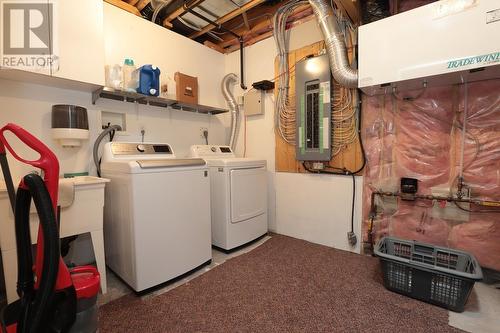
[{"x1": 295, "y1": 54, "x2": 332, "y2": 161}]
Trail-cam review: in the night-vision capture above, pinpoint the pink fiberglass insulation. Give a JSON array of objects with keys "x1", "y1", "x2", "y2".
[
  {"x1": 394, "y1": 90, "x2": 453, "y2": 192},
  {"x1": 389, "y1": 202, "x2": 451, "y2": 247},
  {"x1": 449, "y1": 216, "x2": 500, "y2": 270},
  {"x1": 457, "y1": 129, "x2": 500, "y2": 200},
  {"x1": 460, "y1": 82, "x2": 500, "y2": 200},
  {"x1": 361, "y1": 79, "x2": 500, "y2": 271}
]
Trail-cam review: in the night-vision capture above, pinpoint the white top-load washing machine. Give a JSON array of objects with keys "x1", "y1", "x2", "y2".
[
  {"x1": 101, "y1": 142, "x2": 211, "y2": 292},
  {"x1": 190, "y1": 145, "x2": 267, "y2": 250}
]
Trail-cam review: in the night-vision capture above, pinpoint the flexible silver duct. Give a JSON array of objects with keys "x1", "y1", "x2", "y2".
[
  {"x1": 151, "y1": 0, "x2": 174, "y2": 23},
  {"x1": 221, "y1": 73, "x2": 240, "y2": 151},
  {"x1": 308, "y1": 0, "x2": 358, "y2": 88}
]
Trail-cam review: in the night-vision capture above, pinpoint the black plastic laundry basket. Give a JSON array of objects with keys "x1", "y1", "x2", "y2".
[{"x1": 374, "y1": 237, "x2": 482, "y2": 312}]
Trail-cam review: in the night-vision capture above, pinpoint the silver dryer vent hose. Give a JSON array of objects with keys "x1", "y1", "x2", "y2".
[
  {"x1": 308, "y1": 0, "x2": 358, "y2": 88},
  {"x1": 222, "y1": 73, "x2": 240, "y2": 151}
]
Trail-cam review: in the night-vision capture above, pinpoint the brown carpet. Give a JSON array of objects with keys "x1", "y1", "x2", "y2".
[{"x1": 99, "y1": 235, "x2": 463, "y2": 333}]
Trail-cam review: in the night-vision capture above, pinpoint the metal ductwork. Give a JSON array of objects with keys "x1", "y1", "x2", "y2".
[
  {"x1": 308, "y1": 0, "x2": 358, "y2": 88},
  {"x1": 221, "y1": 73, "x2": 240, "y2": 151},
  {"x1": 360, "y1": 0, "x2": 390, "y2": 24},
  {"x1": 151, "y1": 0, "x2": 174, "y2": 23}
]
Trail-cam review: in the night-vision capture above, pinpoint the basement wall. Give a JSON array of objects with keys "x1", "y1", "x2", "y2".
[{"x1": 224, "y1": 20, "x2": 363, "y2": 254}]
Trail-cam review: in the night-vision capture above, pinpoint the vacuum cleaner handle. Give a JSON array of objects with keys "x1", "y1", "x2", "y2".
[
  {"x1": 0, "y1": 123, "x2": 59, "y2": 209},
  {"x1": 0, "y1": 123, "x2": 72, "y2": 293}
]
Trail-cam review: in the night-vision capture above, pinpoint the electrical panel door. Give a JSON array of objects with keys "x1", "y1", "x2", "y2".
[{"x1": 295, "y1": 54, "x2": 332, "y2": 161}]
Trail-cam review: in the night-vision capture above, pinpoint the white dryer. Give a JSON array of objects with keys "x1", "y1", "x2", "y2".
[
  {"x1": 190, "y1": 145, "x2": 268, "y2": 250},
  {"x1": 101, "y1": 142, "x2": 211, "y2": 292}
]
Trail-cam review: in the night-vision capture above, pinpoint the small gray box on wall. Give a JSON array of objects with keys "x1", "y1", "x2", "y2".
[
  {"x1": 244, "y1": 90, "x2": 264, "y2": 116},
  {"x1": 295, "y1": 54, "x2": 332, "y2": 161}
]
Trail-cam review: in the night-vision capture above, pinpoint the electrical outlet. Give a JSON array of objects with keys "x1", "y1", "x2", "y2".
[
  {"x1": 200, "y1": 127, "x2": 208, "y2": 139},
  {"x1": 347, "y1": 232, "x2": 357, "y2": 246}
]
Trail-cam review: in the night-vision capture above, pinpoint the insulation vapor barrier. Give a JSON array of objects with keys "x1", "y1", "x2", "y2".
[{"x1": 361, "y1": 79, "x2": 500, "y2": 271}]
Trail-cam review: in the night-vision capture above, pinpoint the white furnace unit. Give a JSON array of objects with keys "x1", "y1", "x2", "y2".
[{"x1": 359, "y1": 0, "x2": 500, "y2": 94}]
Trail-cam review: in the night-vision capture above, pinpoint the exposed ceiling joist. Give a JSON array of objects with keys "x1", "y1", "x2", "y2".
[
  {"x1": 105, "y1": 0, "x2": 142, "y2": 16},
  {"x1": 135, "y1": 0, "x2": 151, "y2": 11},
  {"x1": 188, "y1": 0, "x2": 266, "y2": 40},
  {"x1": 220, "y1": 3, "x2": 311, "y2": 49},
  {"x1": 162, "y1": 0, "x2": 206, "y2": 26},
  {"x1": 242, "y1": 12, "x2": 251, "y2": 31},
  {"x1": 336, "y1": 0, "x2": 359, "y2": 24},
  {"x1": 109, "y1": 0, "x2": 361, "y2": 54},
  {"x1": 224, "y1": 12, "x2": 315, "y2": 53},
  {"x1": 125, "y1": 0, "x2": 140, "y2": 6},
  {"x1": 204, "y1": 40, "x2": 225, "y2": 53}
]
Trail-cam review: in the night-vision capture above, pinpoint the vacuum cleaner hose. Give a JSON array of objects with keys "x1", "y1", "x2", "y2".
[
  {"x1": 0, "y1": 153, "x2": 16, "y2": 212},
  {"x1": 16, "y1": 174, "x2": 61, "y2": 333},
  {"x1": 14, "y1": 188, "x2": 34, "y2": 333}
]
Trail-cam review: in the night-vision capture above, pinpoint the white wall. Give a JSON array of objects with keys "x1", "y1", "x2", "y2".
[
  {"x1": 276, "y1": 173, "x2": 363, "y2": 253},
  {"x1": 103, "y1": 3, "x2": 226, "y2": 108},
  {"x1": 0, "y1": 3, "x2": 233, "y2": 183},
  {"x1": 0, "y1": 79, "x2": 227, "y2": 183},
  {"x1": 0, "y1": 6, "x2": 234, "y2": 272},
  {"x1": 0, "y1": 14, "x2": 362, "y2": 281},
  {"x1": 224, "y1": 20, "x2": 363, "y2": 253}
]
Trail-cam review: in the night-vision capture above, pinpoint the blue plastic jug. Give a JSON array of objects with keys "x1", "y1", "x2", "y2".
[{"x1": 136, "y1": 65, "x2": 160, "y2": 96}]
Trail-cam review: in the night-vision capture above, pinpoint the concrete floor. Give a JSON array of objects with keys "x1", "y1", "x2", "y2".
[{"x1": 449, "y1": 282, "x2": 500, "y2": 333}]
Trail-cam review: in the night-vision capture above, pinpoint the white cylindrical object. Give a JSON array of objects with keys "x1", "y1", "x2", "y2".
[
  {"x1": 51, "y1": 128, "x2": 89, "y2": 147},
  {"x1": 122, "y1": 58, "x2": 137, "y2": 92},
  {"x1": 51, "y1": 104, "x2": 89, "y2": 147}
]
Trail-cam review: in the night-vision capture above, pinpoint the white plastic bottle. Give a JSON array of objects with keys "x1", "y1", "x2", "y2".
[
  {"x1": 122, "y1": 58, "x2": 137, "y2": 92},
  {"x1": 105, "y1": 64, "x2": 122, "y2": 90}
]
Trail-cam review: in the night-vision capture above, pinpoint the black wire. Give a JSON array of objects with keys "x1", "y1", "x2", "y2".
[
  {"x1": 300, "y1": 91, "x2": 367, "y2": 235},
  {"x1": 302, "y1": 162, "x2": 357, "y2": 234},
  {"x1": 347, "y1": 95, "x2": 367, "y2": 175}
]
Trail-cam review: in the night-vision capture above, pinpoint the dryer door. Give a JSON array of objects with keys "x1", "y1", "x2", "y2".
[{"x1": 230, "y1": 167, "x2": 267, "y2": 223}]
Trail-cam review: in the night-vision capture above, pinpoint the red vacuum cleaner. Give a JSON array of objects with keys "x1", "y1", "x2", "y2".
[{"x1": 0, "y1": 123, "x2": 100, "y2": 333}]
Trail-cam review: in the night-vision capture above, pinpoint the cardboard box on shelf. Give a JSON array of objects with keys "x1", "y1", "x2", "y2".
[{"x1": 174, "y1": 72, "x2": 198, "y2": 104}]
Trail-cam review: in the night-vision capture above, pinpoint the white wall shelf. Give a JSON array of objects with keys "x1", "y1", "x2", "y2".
[{"x1": 92, "y1": 87, "x2": 228, "y2": 115}]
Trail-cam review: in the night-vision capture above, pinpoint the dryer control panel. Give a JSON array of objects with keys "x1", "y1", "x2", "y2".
[{"x1": 190, "y1": 145, "x2": 236, "y2": 158}]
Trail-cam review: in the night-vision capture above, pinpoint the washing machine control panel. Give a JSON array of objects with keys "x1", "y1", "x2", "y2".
[
  {"x1": 190, "y1": 145, "x2": 235, "y2": 158},
  {"x1": 111, "y1": 143, "x2": 172, "y2": 155}
]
